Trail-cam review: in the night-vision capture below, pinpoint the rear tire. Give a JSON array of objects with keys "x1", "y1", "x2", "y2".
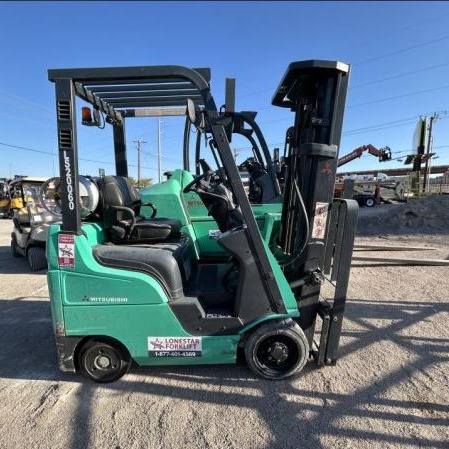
[
  {"x1": 10, "y1": 238, "x2": 20, "y2": 258},
  {"x1": 78, "y1": 339, "x2": 131, "y2": 383},
  {"x1": 364, "y1": 197, "x2": 375, "y2": 208},
  {"x1": 244, "y1": 319, "x2": 309, "y2": 379},
  {"x1": 27, "y1": 246, "x2": 47, "y2": 271}
]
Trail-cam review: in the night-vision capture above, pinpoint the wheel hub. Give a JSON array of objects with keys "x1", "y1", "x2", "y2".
[
  {"x1": 267, "y1": 342, "x2": 289, "y2": 364},
  {"x1": 95, "y1": 355, "x2": 111, "y2": 370}
]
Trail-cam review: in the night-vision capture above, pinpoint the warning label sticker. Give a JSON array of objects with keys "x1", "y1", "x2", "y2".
[
  {"x1": 311, "y1": 202, "x2": 329, "y2": 240},
  {"x1": 58, "y1": 234, "x2": 75, "y2": 268},
  {"x1": 208, "y1": 230, "x2": 222, "y2": 240},
  {"x1": 148, "y1": 337, "x2": 202, "y2": 357}
]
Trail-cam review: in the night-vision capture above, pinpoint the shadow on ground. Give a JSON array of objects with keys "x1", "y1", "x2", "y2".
[
  {"x1": 0, "y1": 245, "x2": 46, "y2": 274},
  {"x1": 0, "y1": 296, "x2": 448, "y2": 448}
]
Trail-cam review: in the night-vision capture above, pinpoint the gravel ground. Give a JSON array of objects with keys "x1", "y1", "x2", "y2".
[{"x1": 0, "y1": 214, "x2": 448, "y2": 449}]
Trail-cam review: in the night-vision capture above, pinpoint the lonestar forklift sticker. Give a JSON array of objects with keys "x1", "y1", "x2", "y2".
[
  {"x1": 148, "y1": 337, "x2": 202, "y2": 357},
  {"x1": 58, "y1": 234, "x2": 75, "y2": 268}
]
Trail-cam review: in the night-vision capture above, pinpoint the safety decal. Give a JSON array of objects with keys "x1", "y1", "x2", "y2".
[
  {"x1": 208, "y1": 230, "x2": 222, "y2": 240},
  {"x1": 311, "y1": 202, "x2": 329, "y2": 240},
  {"x1": 148, "y1": 337, "x2": 202, "y2": 357},
  {"x1": 58, "y1": 234, "x2": 75, "y2": 268}
]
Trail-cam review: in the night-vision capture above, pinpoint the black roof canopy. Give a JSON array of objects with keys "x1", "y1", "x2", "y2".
[{"x1": 48, "y1": 65, "x2": 216, "y2": 121}]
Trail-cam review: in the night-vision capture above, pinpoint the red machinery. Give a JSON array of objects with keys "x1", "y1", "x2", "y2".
[{"x1": 337, "y1": 144, "x2": 391, "y2": 168}]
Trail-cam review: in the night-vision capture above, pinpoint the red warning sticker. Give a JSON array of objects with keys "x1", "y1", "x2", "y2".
[
  {"x1": 311, "y1": 202, "x2": 329, "y2": 239},
  {"x1": 58, "y1": 234, "x2": 75, "y2": 268}
]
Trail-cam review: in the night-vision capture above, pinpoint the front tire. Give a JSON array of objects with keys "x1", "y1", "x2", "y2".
[
  {"x1": 27, "y1": 246, "x2": 47, "y2": 271},
  {"x1": 364, "y1": 197, "x2": 375, "y2": 208},
  {"x1": 244, "y1": 319, "x2": 309, "y2": 379},
  {"x1": 78, "y1": 339, "x2": 131, "y2": 383}
]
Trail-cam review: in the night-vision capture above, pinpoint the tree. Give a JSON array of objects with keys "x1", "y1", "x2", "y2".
[{"x1": 127, "y1": 176, "x2": 153, "y2": 188}]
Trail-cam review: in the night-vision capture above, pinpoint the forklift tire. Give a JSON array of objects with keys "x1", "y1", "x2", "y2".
[
  {"x1": 78, "y1": 339, "x2": 131, "y2": 383},
  {"x1": 364, "y1": 197, "x2": 375, "y2": 208},
  {"x1": 10, "y1": 238, "x2": 20, "y2": 258},
  {"x1": 244, "y1": 319, "x2": 309, "y2": 380},
  {"x1": 27, "y1": 246, "x2": 47, "y2": 271}
]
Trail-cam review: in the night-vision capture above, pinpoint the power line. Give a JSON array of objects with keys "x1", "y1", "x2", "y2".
[
  {"x1": 238, "y1": 35, "x2": 449, "y2": 101},
  {"x1": 348, "y1": 84, "x2": 449, "y2": 109},
  {"x1": 336, "y1": 6, "x2": 449, "y2": 55},
  {"x1": 0, "y1": 141, "x2": 156, "y2": 171},
  {"x1": 0, "y1": 88, "x2": 54, "y2": 114},
  {"x1": 351, "y1": 61, "x2": 449, "y2": 89},
  {"x1": 353, "y1": 34, "x2": 449, "y2": 66},
  {"x1": 0, "y1": 111, "x2": 55, "y2": 128},
  {"x1": 142, "y1": 149, "x2": 181, "y2": 163},
  {"x1": 343, "y1": 115, "x2": 419, "y2": 134},
  {"x1": 0, "y1": 142, "x2": 53, "y2": 156}
]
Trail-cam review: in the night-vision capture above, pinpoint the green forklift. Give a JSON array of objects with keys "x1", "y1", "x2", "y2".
[{"x1": 44, "y1": 61, "x2": 357, "y2": 382}]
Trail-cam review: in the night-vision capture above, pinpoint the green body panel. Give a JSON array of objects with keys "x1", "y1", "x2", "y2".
[
  {"x1": 47, "y1": 224, "x2": 170, "y2": 307},
  {"x1": 64, "y1": 304, "x2": 239, "y2": 365},
  {"x1": 264, "y1": 241, "x2": 298, "y2": 312},
  {"x1": 47, "y1": 270, "x2": 64, "y2": 334},
  {"x1": 189, "y1": 219, "x2": 223, "y2": 254},
  {"x1": 140, "y1": 169, "x2": 192, "y2": 226},
  {"x1": 46, "y1": 188, "x2": 298, "y2": 368}
]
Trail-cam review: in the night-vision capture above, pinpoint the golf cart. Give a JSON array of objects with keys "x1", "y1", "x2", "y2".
[
  {"x1": 10, "y1": 176, "x2": 61, "y2": 270},
  {"x1": 44, "y1": 61, "x2": 357, "y2": 383}
]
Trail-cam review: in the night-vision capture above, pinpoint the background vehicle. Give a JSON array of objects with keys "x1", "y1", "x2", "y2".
[
  {"x1": 0, "y1": 178, "x2": 11, "y2": 218},
  {"x1": 44, "y1": 61, "x2": 357, "y2": 383},
  {"x1": 10, "y1": 176, "x2": 58, "y2": 270},
  {"x1": 337, "y1": 144, "x2": 391, "y2": 168}
]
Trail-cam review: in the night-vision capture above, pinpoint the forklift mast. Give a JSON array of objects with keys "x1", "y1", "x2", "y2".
[
  {"x1": 273, "y1": 60, "x2": 350, "y2": 267},
  {"x1": 272, "y1": 61, "x2": 358, "y2": 357}
]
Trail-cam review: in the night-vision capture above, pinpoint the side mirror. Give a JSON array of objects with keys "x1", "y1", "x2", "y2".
[
  {"x1": 187, "y1": 99, "x2": 197, "y2": 126},
  {"x1": 187, "y1": 99, "x2": 205, "y2": 130}
]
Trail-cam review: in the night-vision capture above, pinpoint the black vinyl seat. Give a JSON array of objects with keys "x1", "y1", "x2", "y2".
[
  {"x1": 93, "y1": 239, "x2": 192, "y2": 300},
  {"x1": 93, "y1": 244, "x2": 183, "y2": 299},
  {"x1": 97, "y1": 176, "x2": 182, "y2": 244}
]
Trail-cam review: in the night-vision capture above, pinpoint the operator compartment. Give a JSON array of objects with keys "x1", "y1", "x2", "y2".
[{"x1": 82, "y1": 174, "x2": 195, "y2": 302}]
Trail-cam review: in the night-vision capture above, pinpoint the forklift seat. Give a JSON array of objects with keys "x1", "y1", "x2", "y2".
[
  {"x1": 97, "y1": 176, "x2": 182, "y2": 244},
  {"x1": 93, "y1": 239, "x2": 192, "y2": 300}
]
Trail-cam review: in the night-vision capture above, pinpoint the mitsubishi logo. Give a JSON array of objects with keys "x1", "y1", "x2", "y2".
[{"x1": 321, "y1": 163, "x2": 333, "y2": 175}]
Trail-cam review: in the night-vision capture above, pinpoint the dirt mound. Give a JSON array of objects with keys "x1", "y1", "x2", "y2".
[{"x1": 356, "y1": 195, "x2": 449, "y2": 235}]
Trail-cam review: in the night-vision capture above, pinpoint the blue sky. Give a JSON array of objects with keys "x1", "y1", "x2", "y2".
[{"x1": 1, "y1": 1, "x2": 449, "y2": 180}]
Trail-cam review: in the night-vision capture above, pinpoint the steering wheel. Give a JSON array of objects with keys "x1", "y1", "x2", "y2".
[
  {"x1": 40, "y1": 175, "x2": 100, "y2": 218},
  {"x1": 183, "y1": 170, "x2": 214, "y2": 193}
]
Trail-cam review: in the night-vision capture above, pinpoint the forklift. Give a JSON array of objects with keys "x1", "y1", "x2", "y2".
[
  {"x1": 0, "y1": 178, "x2": 11, "y2": 218},
  {"x1": 44, "y1": 61, "x2": 357, "y2": 382}
]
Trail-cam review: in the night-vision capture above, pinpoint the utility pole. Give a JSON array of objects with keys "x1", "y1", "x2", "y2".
[
  {"x1": 157, "y1": 118, "x2": 162, "y2": 183},
  {"x1": 423, "y1": 113, "x2": 437, "y2": 192},
  {"x1": 133, "y1": 140, "x2": 147, "y2": 187}
]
